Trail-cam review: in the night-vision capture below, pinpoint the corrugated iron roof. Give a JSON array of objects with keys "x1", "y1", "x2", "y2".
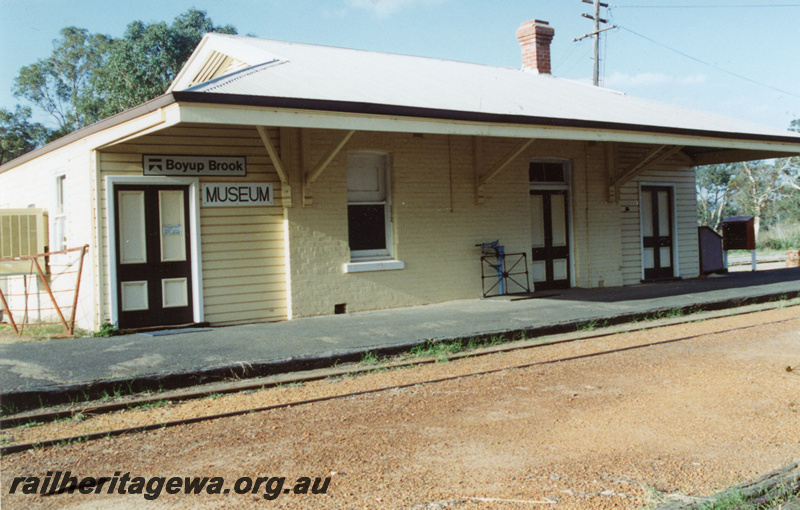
[
  {"x1": 3, "y1": 32, "x2": 798, "y2": 174},
  {"x1": 177, "y1": 34, "x2": 800, "y2": 144}
]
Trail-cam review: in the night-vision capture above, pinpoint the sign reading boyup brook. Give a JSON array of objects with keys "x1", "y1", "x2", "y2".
[
  {"x1": 202, "y1": 183, "x2": 274, "y2": 207},
  {"x1": 144, "y1": 155, "x2": 246, "y2": 176}
]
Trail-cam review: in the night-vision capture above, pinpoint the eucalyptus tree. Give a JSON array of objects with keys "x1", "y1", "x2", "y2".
[
  {"x1": 10, "y1": 9, "x2": 236, "y2": 145},
  {"x1": 12, "y1": 27, "x2": 112, "y2": 134},
  {"x1": 0, "y1": 106, "x2": 49, "y2": 164},
  {"x1": 93, "y1": 9, "x2": 237, "y2": 118}
]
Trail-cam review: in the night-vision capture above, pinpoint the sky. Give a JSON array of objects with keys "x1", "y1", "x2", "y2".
[{"x1": 1, "y1": 0, "x2": 798, "y2": 131}]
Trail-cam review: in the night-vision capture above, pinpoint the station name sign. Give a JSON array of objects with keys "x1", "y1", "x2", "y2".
[
  {"x1": 144, "y1": 155, "x2": 246, "y2": 177},
  {"x1": 202, "y1": 183, "x2": 273, "y2": 207}
]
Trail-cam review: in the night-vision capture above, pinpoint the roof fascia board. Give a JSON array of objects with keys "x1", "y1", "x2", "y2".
[
  {"x1": 172, "y1": 91, "x2": 800, "y2": 148},
  {"x1": 5, "y1": 91, "x2": 798, "y2": 175},
  {"x1": 175, "y1": 101, "x2": 800, "y2": 154},
  {"x1": 691, "y1": 149, "x2": 800, "y2": 166},
  {"x1": 92, "y1": 104, "x2": 181, "y2": 149},
  {"x1": 1, "y1": 94, "x2": 178, "y2": 174}
]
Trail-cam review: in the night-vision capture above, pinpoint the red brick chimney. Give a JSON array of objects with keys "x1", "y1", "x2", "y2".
[{"x1": 516, "y1": 20, "x2": 555, "y2": 74}]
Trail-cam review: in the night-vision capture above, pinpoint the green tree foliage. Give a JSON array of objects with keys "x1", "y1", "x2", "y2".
[
  {"x1": 787, "y1": 119, "x2": 800, "y2": 193},
  {"x1": 729, "y1": 159, "x2": 798, "y2": 238},
  {"x1": 0, "y1": 106, "x2": 50, "y2": 164},
  {"x1": 696, "y1": 163, "x2": 737, "y2": 230},
  {"x1": 12, "y1": 27, "x2": 112, "y2": 134},
  {"x1": 94, "y1": 9, "x2": 237, "y2": 118},
  {"x1": 7, "y1": 9, "x2": 237, "y2": 162},
  {"x1": 756, "y1": 119, "x2": 800, "y2": 249},
  {"x1": 696, "y1": 120, "x2": 800, "y2": 240}
]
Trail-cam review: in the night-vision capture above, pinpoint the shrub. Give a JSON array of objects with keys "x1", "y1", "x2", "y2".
[{"x1": 759, "y1": 222, "x2": 800, "y2": 251}]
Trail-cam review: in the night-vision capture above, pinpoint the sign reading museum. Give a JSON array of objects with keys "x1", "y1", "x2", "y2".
[
  {"x1": 202, "y1": 183, "x2": 274, "y2": 207},
  {"x1": 144, "y1": 155, "x2": 246, "y2": 176}
]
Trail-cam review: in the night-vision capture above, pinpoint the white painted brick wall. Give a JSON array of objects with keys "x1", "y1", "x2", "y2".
[
  {"x1": 0, "y1": 146, "x2": 96, "y2": 330},
  {"x1": 285, "y1": 132, "x2": 638, "y2": 318}
]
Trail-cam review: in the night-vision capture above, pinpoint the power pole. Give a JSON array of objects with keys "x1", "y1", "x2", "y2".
[
  {"x1": 574, "y1": 0, "x2": 617, "y2": 86},
  {"x1": 591, "y1": 0, "x2": 602, "y2": 86}
]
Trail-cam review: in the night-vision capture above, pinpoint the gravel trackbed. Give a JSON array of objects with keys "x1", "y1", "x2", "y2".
[{"x1": 2, "y1": 306, "x2": 799, "y2": 509}]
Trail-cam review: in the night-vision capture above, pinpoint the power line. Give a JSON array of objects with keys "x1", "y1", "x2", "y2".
[
  {"x1": 618, "y1": 4, "x2": 800, "y2": 7},
  {"x1": 552, "y1": 41, "x2": 582, "y2": 73},
  {"x1": 619, "y1": 26, "x2": 800, "y2": 99},
  {"x1": 602, "y1": 6, "x2": 612, "y2": 85},
  {"x1": 559, "y1": 46, "x2": 594, "y2": 77}
]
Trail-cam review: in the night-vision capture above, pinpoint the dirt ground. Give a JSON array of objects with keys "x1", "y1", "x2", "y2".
[{"x1": 2, "y1": 306, "x2": 799, "y2": 509}]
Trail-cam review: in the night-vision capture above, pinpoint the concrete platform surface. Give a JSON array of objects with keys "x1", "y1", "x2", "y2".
[{"x1": 1, "y1": 267, "x2": 799, "y2": 410}]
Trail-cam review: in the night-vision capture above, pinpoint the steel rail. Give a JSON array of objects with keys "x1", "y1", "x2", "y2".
[
  {"x1": 2, "y1": 315, "x2": 798, "y2": 456},
  {"x1": 0, "y1": 302, "x2": 782, "y2": 429}
]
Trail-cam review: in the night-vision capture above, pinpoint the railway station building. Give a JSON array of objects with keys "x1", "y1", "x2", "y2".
[{"x1": 2, "y1": 20, "x2": 799, "y2": 332}]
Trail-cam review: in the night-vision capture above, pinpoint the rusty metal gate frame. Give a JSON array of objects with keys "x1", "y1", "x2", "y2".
[{"x1": 0, "y1": 245, "x2": 88, "y2": 336}]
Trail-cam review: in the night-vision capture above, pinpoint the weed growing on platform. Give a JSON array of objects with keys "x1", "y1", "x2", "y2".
[
  {"x1": 410, "y1": 339, "x2": 463, "y2": 361},
  {"x1": 577, "y1": 320, "x2": 600, "y2": 332},
  {"x1": 0, "y1": 402, "x2": 19, "y2": 417},
  {"x1": 94, "y1": 322, "x2": 118, "y2": 337},
  {"x1": 359, "y1": 351, "x2": 379, "y2": 365}
]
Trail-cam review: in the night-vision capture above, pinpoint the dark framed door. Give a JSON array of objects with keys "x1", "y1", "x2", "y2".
[
  {"x1": 641, "y1": 186, "x2": 675, "y2": 281},
  {"x1": 114, "y1": 184, "x2": 193, "y2": 329},
  {"x1": 531, "y1": 190, "x2": 570, "y2": 290}
]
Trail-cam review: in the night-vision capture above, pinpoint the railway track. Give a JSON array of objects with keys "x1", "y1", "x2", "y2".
[{"x1": 3, "y1": 310, "x2": 798, "y2": 456}]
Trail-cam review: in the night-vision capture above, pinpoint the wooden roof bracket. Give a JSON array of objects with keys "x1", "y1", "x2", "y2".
[
  {"x1": 608, "y1": 144, "x2": 685, "y2": 201},
  {"x1": 257, "y1": 126, "x2": 292, "y2": 207},
  {"x1": 303, "y1": 130, "x2": 355, "y2": 207},
  {"x1": 476, "y1": 138, "x2": 535, "y2": 204}
]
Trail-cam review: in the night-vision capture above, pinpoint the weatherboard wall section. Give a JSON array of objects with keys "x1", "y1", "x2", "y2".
[
  {"x1": 98, "y1": 124, "x2": 288, "y2": 326},
  {"x1": 617, "y1": 144, "x2": 700, "y2": 285}
]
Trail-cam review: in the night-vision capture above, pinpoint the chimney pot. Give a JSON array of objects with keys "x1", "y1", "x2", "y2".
[{"x1": 516, "y1": 19, "x2": 555, "y2": 74}]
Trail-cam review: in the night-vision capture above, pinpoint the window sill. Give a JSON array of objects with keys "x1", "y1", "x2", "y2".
[{"x1": 343, "y1": 259, "x2": 405, "y2": 273}]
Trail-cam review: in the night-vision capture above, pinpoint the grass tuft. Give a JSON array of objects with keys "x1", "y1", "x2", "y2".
[
  {"x1": 359, "y1": 351, "x2": 380, "y2": 365},
  {"x1": 130, "y1": 400, "x2": 169, "y2": 412},
  {"x1": 94, "y1": 322, "x2": 118, "y2": 337}
]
